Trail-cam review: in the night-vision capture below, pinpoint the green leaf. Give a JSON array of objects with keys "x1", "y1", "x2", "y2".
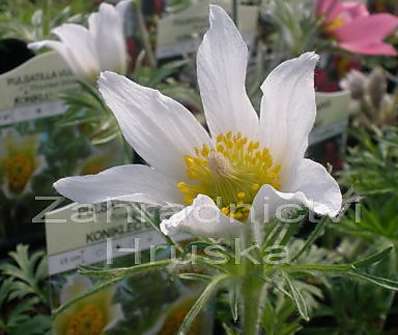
[
  {"x1": 282, "y1": 272, "x2": 310, "y2": 321},
  {"x1": 9, "y1": 315, "x2": 51, "y2": 335},
  {"x1": 349, "y1": 268, "x2": 398, "y2": 291},
  {"x1": 8, "y1": 297, "x2": 38, "y2": 326},
  {"x1": 262, "y1": 220, "x2": 285, "y2": 249},
  {"x1": 0, "y1": 245, "x2": 48, "y2": 304},
  {"x1": 290, "y1": 217, "x2": 327, "y2": 262},
  {"x1": 79, "y1": 258, "x2": 172, "y2": 279},
  {"x1": 222, "y1": 323, "x2": 240, "y2": 335},
  {"x1": 178, "y1": 273, "x2": 212, "y2": 282},
  {"x1": 353, "y1": 246, "x2": 394, "y2": 268},
  {"x1": 177, "y1": 274, "x2": 229, "y2": 335},
  {"x1": 262, "y1": 299, "x2": 303, "y2": 335},
  {"x1": 0, "y1": 279, "x2": 14, "y2": 306},
  {"x1": 229, "y1": 282, "x2": 239, "y2": 322},
  {"x1": 283, "y1": 263, "x2": 352, "y2": 273},
  {"x1": 282, "y1": 249, "x2": 398, "y2": 294},
  {"x1": 55, "y1": 259, "x2": 172, "y2": 317}
]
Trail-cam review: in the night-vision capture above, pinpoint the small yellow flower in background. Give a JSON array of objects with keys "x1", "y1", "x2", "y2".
[
  {"x1": 146, "y1": 295, "x2": 206, "y2": 335},
  {"x1": 0, "y1": 132, "x2": 43, "y2": 197},
  {"x1": 54, "y1": 275, "x2": 123, "y2": 335}
]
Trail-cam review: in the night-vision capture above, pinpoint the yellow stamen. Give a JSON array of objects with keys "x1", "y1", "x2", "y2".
[
  {"x1": 177, "y1": 131, "x2": 281, "y2": 222},
  {"x1": 66, "y1": 304, "x2": 105, "y2": 335},
  {"x1": 201, "y1": 145, "x2": 210, "y2": 157},
  {"x1": 233, "y1": 212, "x2": 243, "y2": 220},
  {"x1": 221, "y1": 207, "x2": 230, "y2": 216},
  {"x1": 237, "y1": 192, "x2": 246, "y2": 200}
]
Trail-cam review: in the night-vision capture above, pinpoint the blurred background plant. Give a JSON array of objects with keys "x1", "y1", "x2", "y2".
[
  {"x1": 311, "y1": 125, "x2": 398, "y2": 335},
  {"x1": 27, "y1": 0, "x2": 204, "y2": 151},
  {"x1": 248, "y1": 0, "x2": 398, "y2": 105},
  {"x1": 340, "y1": 127, "x2": 398, "y2": 196},
  {"x1": 259, "y1": 0, "x2": 321, "y2": 60},
  {"x1": 341, "y1": 69, "x2": 398, "y2": 129},
  {"x1": 0, "y1": 244, "x2": 51, "y2": 335},
  {"x1": 0, "y1": 0, "x2": 94, "y2": 41}
]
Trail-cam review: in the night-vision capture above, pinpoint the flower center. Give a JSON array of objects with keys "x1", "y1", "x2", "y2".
[
  {"x1": 325, "y1": 16, "x2": 344, "y2": 33},
  {"x1": 5, "y1": 153, "x2": 36, "y2": 193},
  {"x1": 177, "y1": 131, "x2": 281, "y2": 221},
  {"x1": 160, "y1": 299, "x2": 201, "y2": 335},
  {"x1": 66, "y1": 304, "x2": 106, "y2": 335}
]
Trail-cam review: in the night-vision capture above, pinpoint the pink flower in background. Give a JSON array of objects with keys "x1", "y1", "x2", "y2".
[{"x1": 316, "y1": 0, "x2": 398, "y2": 56}]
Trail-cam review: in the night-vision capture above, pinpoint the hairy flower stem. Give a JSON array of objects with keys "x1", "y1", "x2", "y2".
[
  {"x1": 241, "y1": 229, "x2": 265, "y2": 335},
  {"x1": 242, "y1": 274, "x2": 264, "y2": 335},
  {"x1": 134, "y1": 0, "x2": 157, "y2": 68}
]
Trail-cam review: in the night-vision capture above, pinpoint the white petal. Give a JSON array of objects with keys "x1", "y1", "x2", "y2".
[
  {"x1": 60, "y1": 275, "x2": 92, "y2": 304},
  {"x1": 54, "y1": 164, "x2": 181, "y2": 205},
  {"x1": 52, "y1": 24, "x2": 99, "y2": 78},
  {"x1": 259, "y1": 52, "x2": 319, "y2": 184},
  {"x1": 115, "y1": 0, "x2": 132, "y2": 18},
  {"x1": 197, "y1": 5, "x2": 259, "y2": 138},
  {"x1": 160, "y1": 194, "x2": 244, "y2": 238},
  {"x1": 285, "y1": 159, "x2": 342, "y2": 216},
  {"x1": 250, "y1": 159, "x2": 342, "y2": 244},
  {"x1": 98, "y1": 71, "x2": 211, "y2": 180},
  {"x1": 250, "y1": 185, "x2": 302, "y2": 245},
  {"x1": 88, "y1": 12, "x2": 99, "y2": 36},
  {"x1": 93, "y1": 3, "x2": 128, "y2": 74},
  {"x1": 28, "y1": 40, "x2": 83, "y2": 76}
]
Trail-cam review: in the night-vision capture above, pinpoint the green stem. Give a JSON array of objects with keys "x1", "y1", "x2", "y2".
[
  {"x1": 282, "y1": 263, "x2": 352, "y2": 273},
  {"x1": 134, "y1": 0, "x2": 157, "y2": 68},
  {"x1": 291, "y1": 216, "x2": 327, "y2": 262},
  {"x1": 54, "y1": 259, "x2": 172, "y2": 317},
  {"x1": 379, "y1": 240, "x2": 398, "y2": 330},
  {"x1": 381, "y1": 240, "x2": 398, "y2": 327},
  {"x1": 241, "y1": 229, "x2": 264, "y2": 335},
  {"x1": 393, "y1": 240, "x2": 398, "y2": 271},
  {"x1": 43, "y1": 0, "x2": 52, "y2": 37},
  {"x1": 242, "y1": 275, "x2": 264, "y2": 335}
]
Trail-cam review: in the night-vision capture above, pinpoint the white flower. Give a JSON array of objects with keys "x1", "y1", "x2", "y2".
[
  {"x1": 0, "y1": 130, "x2": 45, "y2": 199},
  {"x1": 28, "y1": 0, "x2": 130, "y2": 81},
  {"x1": 54, "y1": 275, "x2": 123, "y2": 334},
  {"x1": 54, "y1": 5, "x2": 342, "y2": 242}
]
